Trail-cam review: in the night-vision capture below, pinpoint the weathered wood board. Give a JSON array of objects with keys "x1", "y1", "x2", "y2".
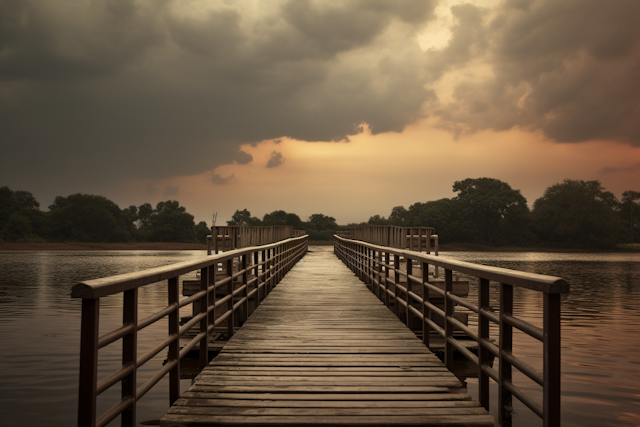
[{"x1": 161, "y1": 248, "x2": 497, "y2": 427}]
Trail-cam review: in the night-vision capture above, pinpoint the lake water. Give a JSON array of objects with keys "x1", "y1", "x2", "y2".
[{"x1": 0, "y1": 248, "x2": 638, "y2": 426}]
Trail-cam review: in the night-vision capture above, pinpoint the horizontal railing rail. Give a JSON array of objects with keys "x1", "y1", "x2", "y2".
[
  {"x1": 334, "y1": 235, "x2": 569, "y2": 427},
  {"x1": 207, "y1": 225, "x2": 297, "y2": 253},
  {"x1": 72, "y1": 235, "x2": 308, "y2": 427},
  {"x1": 347, "y1": 225, "x2": 436, "y2": 252}
]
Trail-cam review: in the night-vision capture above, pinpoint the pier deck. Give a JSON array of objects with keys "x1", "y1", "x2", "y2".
[{"x1": 161, "y1": 248, "x2": 497, "y2": 426}]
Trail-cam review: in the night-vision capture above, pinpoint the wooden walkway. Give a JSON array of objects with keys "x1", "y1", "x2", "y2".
[{"x1": 161, "y1": 247, "x2": 497, "y2": 426}]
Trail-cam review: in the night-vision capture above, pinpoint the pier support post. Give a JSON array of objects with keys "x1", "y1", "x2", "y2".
[
  {"x1": 499, "y1": 283, "x2": 513, "y2": 427},
  {"x1": 544, "y1": 293, "x2": 561, "y2": 427},
  {"x1": 78, "y1": 298, "x2": 99, "y2": 427}
]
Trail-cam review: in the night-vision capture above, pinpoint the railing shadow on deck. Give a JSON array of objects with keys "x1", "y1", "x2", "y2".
[
  {"x1": 334, "y1": 235, "x2": 569, "y2": 427},
  {"x1": 71, "y1": 235, "x2": 308, "y2": 427}
]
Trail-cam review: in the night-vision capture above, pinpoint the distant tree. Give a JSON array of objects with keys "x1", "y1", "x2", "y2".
[
  {"x1": 48, "y1": 194, "x2": 134, "y2": 242},
  {"x1": 2, "y1": 213, "x2": 33, "y2": 242},
  {"x1": 0, "y1": 186, "x2": 45, "y2": 242},
  {"x1": 228, "y1": 209, "x2": 261, "y2": 226},
  {"x1": 621, "y1": 191, "x2": 640, "y2": 246},
  {"x1": 262, "y1": 210, "x2": 303, "y2": 228},
  {"x1": 367, "y1": 215, "x2": 388, "y2": 225},
  {"x1": 452, "y1": 178, "x2": 530, "y2": 246},
  {"x1": 194, "y1": 221, "x2": 211, "y2": 244},
  {"x1": 307, "y1": 213, "x2": 338, "y2": 230},
  {"x1": 262, "y1": 210, "x2": 288, "y2": 226},
  {"x1": 285, "y1": 213, "x2": 304, "y2": 229},
  {"x1": 136, "y1": 203, "x2": 154, "y2": 229},
  {"x1": 388, "y1": 206, "x2": 409, "y2": 226},
  {"x1": 532, "y1": 179, "x2": 623, "y2": 248},
  {"x1": 407, "y1": 199, "x2": 461, "y2": 242},
  {"x1": 147, "y1": 200, "x2": 196, "y2": 242}
]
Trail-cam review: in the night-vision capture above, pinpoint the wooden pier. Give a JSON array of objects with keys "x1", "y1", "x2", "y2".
[
  {"x1": 160, "y1": 248, "x2": 497, "y2": 426},
  {"x1": 73, "y1": 232, "x2": 567, "y2": 427}
]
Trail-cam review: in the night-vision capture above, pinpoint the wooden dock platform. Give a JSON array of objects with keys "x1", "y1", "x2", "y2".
[{"x1": 161, "y1": 247, "x2": 497, "y2": 426}]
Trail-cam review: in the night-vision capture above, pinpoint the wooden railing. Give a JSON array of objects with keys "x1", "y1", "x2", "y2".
[
  {"x1": 334, "y1": 235, "x2": 569, "y2": 427},
  {"x1": 71, "y1": 235, "x2": 308, "y2": 427},
  {"x1": 348, "y1": 225, "x2": 436, "y2": 252},
  {"x1": 208, "y1": 225, "x2": 304, "y2": 253}
]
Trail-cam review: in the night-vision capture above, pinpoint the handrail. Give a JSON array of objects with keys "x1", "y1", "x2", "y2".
[
  {"x1": 334, "y1": 235, "x2": 568, "y2": 427},
  {"x1": 207, "y1": 225, "x2": 306, "y2": 254},
  {"x1": 72, "y1": 235, "x2": 308, "y2": 427}
]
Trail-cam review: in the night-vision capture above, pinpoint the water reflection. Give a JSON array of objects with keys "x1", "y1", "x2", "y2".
[
  {"x1": 0, "y1": 250, "x2": 205, "y2": 427},
  {"x1": 441, "y1": 251, "x2": 640, "y2": 427},
  {"x1": 0, "y1": 250, "x2": 638, "y2": 427}
]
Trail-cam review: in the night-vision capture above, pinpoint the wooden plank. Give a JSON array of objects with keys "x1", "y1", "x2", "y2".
[
  {"x1": 162, "y1": 414, "x2": 497, "y2": 426},
  {"x1": 160, "y1": 248, "x2": 497, "y2": 427},
  {"x1": 175, "y1": 398, "x2": 478, "y2": 407}
]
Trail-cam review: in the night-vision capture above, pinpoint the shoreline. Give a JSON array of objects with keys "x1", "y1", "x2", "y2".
[
  {"x1": 0, "y1": 242, "x2": 209, "y2": 251},
  {"x1": 1, "y1": 241, "x2": 637, "y2": 252}
]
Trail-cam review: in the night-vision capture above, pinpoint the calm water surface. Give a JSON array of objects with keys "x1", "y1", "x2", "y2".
[
  {"x1": 439, "y1": 251, "x2": 640, "y2": 427},
  {"x1": 0, "y1": 249, "x2": 639, "y2": 426}
]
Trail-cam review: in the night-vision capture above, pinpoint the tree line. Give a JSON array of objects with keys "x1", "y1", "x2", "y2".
[
  {"x1": 2, "y1": 178, "x2": 638, "y2": 248},
  {"x1": 227, "y1": 209, "x2": 338, "y2": 241},
  {"x1": 364, "y1": 178, "x2": 639, "y2": 249},
  {"x1": 0, "y1": 189, "x2": 209, "y2": 244}
]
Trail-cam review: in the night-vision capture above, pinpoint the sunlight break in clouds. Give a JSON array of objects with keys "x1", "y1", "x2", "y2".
[{"x1": 1, "y1": 0, "x2": 639, "y2": 224}]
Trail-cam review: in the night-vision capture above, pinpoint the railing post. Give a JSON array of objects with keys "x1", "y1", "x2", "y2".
[
  {"x1": 254, "y1": 251, "x2": 260, "y2": 303},
  {"x1": 405, "y1": 258, "x2": 412, "y2": 327},
  {"x1": 199, "y1": 266, "x2": 209, "y2": 370},
  {"x1": 384, "y1": 251, "x2": 390, "y2": 308},
  {"x1": 421, "y1": 262, "x2": 430, "y2": 347},
  {"x1": 393, "y1": 254, "x2": 400, "y2": 317},
  {"x1": 499, "y1": 282, "x2": 514, "y2": 427},
  {"x1": 444, "y1": 268, "x2": 454, "y2": 370},
  {"x1": 78, "y1": 298, "x2": 99, "y2": 427},
  {"x1": 261, "y1": 249, "x2": 266, "y2": 300},
  {"x1": 208, "y1": 265, "x2": 216, "y2": 339},
  {"x1": 544, "y1": 293, "x2": 561, "y2": 427},
  {"x1": 168, "y1": 276, "x2": 180, "y2": 404},
  {"x1": 478, "y1": 278, "x2": 490, "y2": 411},
  {"x1": 122, "y1": 288, "x2": 138, "y2": 427},
  {"x1": 242, "y1": 254, "x2": 249, "y2": 324},
  {"x1": 375, "y1": 250, "x2": 382, "y2": 299},
  {"x1": 226, "y1": 258, "x2": 235, "y2": 339}
]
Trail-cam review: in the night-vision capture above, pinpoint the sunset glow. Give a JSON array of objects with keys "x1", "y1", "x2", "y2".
[{"x1": 2, "y1": 0, "x2": 639, "y2": 225}]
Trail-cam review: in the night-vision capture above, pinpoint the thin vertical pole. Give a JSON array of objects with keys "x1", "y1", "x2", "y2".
[
  {"x1": 422, "y1": 262, "x2": 430, "y2": 347},
  {"x1": 122, "y1": 289, "x2": 138, "y2": 427},
  {"x1": 226, "y1": 258, "x2": 235, "y2": 339},
  {"x1": 478, "y1": 278, "x2": 490, "y2": 410},
  {"x1": 393, "y1": 254, "x2": 400, "y2": 317},
  {"x1": 168, "y1": 276, "x2": 180, "y2": 404},
  {"x1": 444, "y1": 269, "x2": 454, "y2": 370},
  {"x1": 254, "y1": 251, "x2": 260, "y2": 303},
  {"x1": 543, "y1": 293, "x2": 561, "y2": 427},
  {"x1": 376, "y1": 250, "x2": 382, "y2": 299},
  {"x1": 199, "y1": 267, "x2": 209, "y2": 370},
  {"x1": 209, "y1": 265, "x2": 216, "y2": 336},
  {"x1": 78, "y1": 298, "x2": 99, "y2": 427},
  {"x1": 242, "y1": 254, "x2": 249, "y2": 324},
  {"x1": 406, "y1": 258, "x2": 412, "y2": 327},
  {"x1": 499, "y1": 283, "x2": 513, "y2": 427},
  {"x1": 260, "y1": 249, "x2": 266, "y2": 300},
  {"x1": 384, "y1": 251, "x2": 389, "y2": 308}
]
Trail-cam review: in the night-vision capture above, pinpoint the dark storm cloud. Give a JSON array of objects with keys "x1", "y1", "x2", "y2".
[
  {"x1": 234, "y1": 150, "x2": 253, "y2": 165},
  {"x1": 428, "y1": 0, "x2": 640, "y2": 144},
  {"x1": 163, "y1": 185, "x2": 179, "y2": 197},
  {"x1": 266, "y1": 152, "x2": 285, "y2": 169},
  {"x1": 0, "y1": 0, "x2": 436, "y2": 202},
  {"x1": 210, "y1": 173, "x2": 235, "y2": 185},
  {"x1": 600, "y1": 163, "x2": 640, "y2": 174}
]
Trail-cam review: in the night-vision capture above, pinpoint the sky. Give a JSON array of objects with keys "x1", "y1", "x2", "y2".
[{"x1": 2, "y1": 0, "x2": 639, "y2": 226}]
